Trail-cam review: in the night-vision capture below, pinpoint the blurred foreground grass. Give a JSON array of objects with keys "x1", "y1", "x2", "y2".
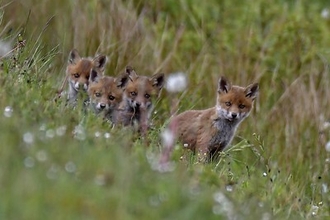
[{"x1": 0, "y1": 0, "x2": 330, "y2": 219}]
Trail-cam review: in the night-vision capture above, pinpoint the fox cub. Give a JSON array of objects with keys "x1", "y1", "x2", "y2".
[
  {"x1": 66, "y1": 49, "x2": 107, "y2": 105},
  {"x1": 114, "y1": 66, "x2": 165, "y2": 131},
  {"x1": 88, "y1": 68, "x2": 128, "y2": 122},
  {"x1": 172, "y1": 76, "x2": 259, "y2": 161}
]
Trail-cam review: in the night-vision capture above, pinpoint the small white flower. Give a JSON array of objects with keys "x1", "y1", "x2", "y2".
[
  {"x1": 65, "y1": 161, "x2": 76, "y2": 173},
  {"x1": 325, "y1": 141, "x2": 330, "y2": 152},
  {"x1": 36, "y1": 150, "x2": 47, "y2": 162},
  {"x1": 73, "y1": 125, "x2": 86, "y2": 141},
  {"x1": 213, "y1": 191, "x2": 235, "y2": 218},
  {"x1": 321, "y1": 8, "x2": 330, "y2": 19},
  {"x1": 39, "y1": 123, "x2": 47, "y2": 131},
  {"x1": 94, "y1": 131, "x2": 102, "y2": 138},
  {"x1": 165, "y1": 72, "x2": 188, "y2": 93},
  {"x1": 46, "y1": 129, "x2": 55, "y2": 139},
  {"x1": 104, "y1": 132, "x2": 111, "y2": 139},
  {"x1": 161, "y1": 128, "x2": 175, "y2": 147},
  {"x1": 322, "y1": 183, "x2": 328, "y2": 193},
  {"x1": 310, "y1": 205, "x2": 319, "y2": 216},
  {"x1": 24, "y1": 157, "x2": 35, "y2": 168},
  {"x1": 56, "y1": 126, "x2": 67, "y2": 136},
  {"x1": 0, "y1": 40, "x2": 12, "y2": 57},
  {"x1": 23, "y1": 132, "x2": 34, "y2": 144},
  {"x1": 4, "y1": 106, "x2": 13, "y2": 118},
  {"x1": 322, "y1": 121, "x2": 330, "y2": 130}
]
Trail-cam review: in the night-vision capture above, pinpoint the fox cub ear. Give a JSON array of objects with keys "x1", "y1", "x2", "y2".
[
  {"x1": 218, "y1": 76, "x2": 232, "y2": 93},
  {"x1": 245, "y1": 83, "x2": 259, "y2": 100},
  {"x1": 93, "y1": 55, "x2": 107, "y2": 72},
  {"x1": 150, "y1": 73, "x2": 165, "y2": 90},
  {"x1": 89, "y1": 69, "x2": 99, "y2": 83},
  {"x1": 125, "y1": 66, "x2": 138, "y2": 81},
  {"x1": 68, "y1": 49, "x2": 81, "y2": 64},
  {"x1": 116, "y1": 73, "x2": 129, "y2": 88}
]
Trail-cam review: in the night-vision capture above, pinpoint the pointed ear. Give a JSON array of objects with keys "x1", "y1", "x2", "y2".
[
  {"x1": 68, "y1": 49, "x2": 81, "y2": 64},
  {"x1": 218, "y1": 76, "x2": 231, "y2": 93},
  {"x1": 89, "y1": 69, "x2": 99, "y2": 83},
  {"x1": 245, "y1": 83, "x2": 259, "y2": 100},
  {"x1": 150, "y1": 73, "x2": 165, "y2": 90},
  {"x1": 125, "y1": 66, "x2": 138, "y2": 81},
  {"x1": 93, "y1": 55, "x2": 107, "y2": 72},
  {"x1": 115, "y1": 73, "x2": 129, "y2": 88}
]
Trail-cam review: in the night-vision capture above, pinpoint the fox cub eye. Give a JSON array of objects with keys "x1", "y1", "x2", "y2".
[
  {"x1": 109, "y1": 95, "x2": 115, "y2": 100},
  {"x1": 239, "y1": 104, "x2": 245, "y2": 109},
  {"x1": 144, "y1": 94, "x2": 150, "y2": 99},
  {"x1": 95, "y1": 92, "x2": 101, "y2": 97},
  {"x1": 225, "y1": 101, "x2": 231, "y2": 107},
  {"x1": 130, "y1": 91, "x2": 137, "y2": 97},
  {"x1": 73, "y1": 73, "x2": 80, "y2": 78}
]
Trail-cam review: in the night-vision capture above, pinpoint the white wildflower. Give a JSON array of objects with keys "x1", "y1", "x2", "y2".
[
  {"x1": 56, "y1": 126, "x2": 67, "y2": 136},
  {"x1": 165, "y1": 72, "x2": 187, "y2": 93},
  {"x1": 0, "y1": 40, "x2": 12, "y2": 58},
  {"x1": 321, "y1": 8, "x2": 330, "y2": 19},
  {"x1": 4, "y1": 106, "x2": 13, "y2": 117},
  {"x1": 73, "y1": 124, "x2": 86, "y2": 140},
  {"x1": 23, "y1": 132, "x2": 34, "y2": 144},
  {"x1": 161, "y1": 128, "x2": 175, "y2": 147},
  {"x1": 325, "y1": 141, "x2": 330, "y2": 152},
  {"x1": 65, "y1": 161, "x2": 76, "y2": 173}
]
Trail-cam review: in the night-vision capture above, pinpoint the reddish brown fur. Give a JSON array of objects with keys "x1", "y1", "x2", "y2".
[
  {"x1": 172, "y1": 77, "x2": 259, "y2": 162},
  {"x1": 114, "y1": 66, "x2": 164, "y2": 133},
  {"x1": 67, "y1": 58, "x2": 93, "y2": 86},
  {"x1": 66, "y1": 49, "x2": 107, "y2": 105},
  {"x1": 88, "y1": 69, "x2": 128, "y2": 121}
]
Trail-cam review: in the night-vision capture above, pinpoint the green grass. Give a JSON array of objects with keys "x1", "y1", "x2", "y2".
[{"x1": 0, "y1": 0, "x2": 330, "y2": 219}]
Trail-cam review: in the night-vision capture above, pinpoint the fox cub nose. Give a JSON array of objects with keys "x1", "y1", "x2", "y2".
[
  {"x1": 100, "y1": 103, "x2": 106, "y2": 109},
  {"x1": 231, "y1": 113, "x2": 237, "y2": 118}
]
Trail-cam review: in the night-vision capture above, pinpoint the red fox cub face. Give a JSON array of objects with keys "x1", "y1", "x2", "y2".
[
  {"x1": 216, "y1": 77, "x2": 259, "y2": 124},
  {"x1": 66, "y1": 49, "x2": 107, "y2": 105},
  {"x1": 88, "y1": 69, "x2": 128, "y2": 121},
  {"x1": 114, "y1": 66, "x2": 165, "y2": 128},
  {"x1": 124, "y1": 66, "x2": 165, "y2": 111}
]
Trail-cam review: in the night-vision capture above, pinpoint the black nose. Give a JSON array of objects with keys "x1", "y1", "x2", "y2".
[
  {"x1": 231, "y1": 113, "x2": 237, "y2": 118},
  {"x1": 100, "y1": 103, "x2": 106, "y2": 109},
  {"x1": 135, "y1": 102, "x2": 141, "y2": 107}
]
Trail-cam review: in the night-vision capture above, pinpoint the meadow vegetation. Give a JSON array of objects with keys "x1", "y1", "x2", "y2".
[{"x1": 0, "y1": 0, "x2": 330, "y2": 219}]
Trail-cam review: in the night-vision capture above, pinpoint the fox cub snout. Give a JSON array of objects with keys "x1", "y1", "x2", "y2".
[
  {"x1": 88, "y1": 69, "x2": 128, "y2": 121},
  {"x1": 66, "y1": 49, "x2": 107, "y2": 105},
  {"x1": 114, "y1": 66, "x2": 165, "y2": 128},
  {"x1": 172, "y1": 76, "x2": 259, "y2": 161}
]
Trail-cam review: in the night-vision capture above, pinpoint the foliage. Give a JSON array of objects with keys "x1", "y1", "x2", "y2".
[{"x1": 0, "y1": 0, "x2": 330, "y2": 219}]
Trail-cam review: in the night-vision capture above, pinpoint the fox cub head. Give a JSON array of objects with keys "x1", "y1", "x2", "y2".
[
  {"x1": 124, "y1": 66, "x2": 165, "y2": 111},
  {"x1": 216, "y1": 77, "x2": 259, "y2": 123},
  {"x1": 66, "y1": 49, "x2": 107, "y2": 92},
  {"x1": 88, "y1": 69, "x2": 128, "y2": 114}
]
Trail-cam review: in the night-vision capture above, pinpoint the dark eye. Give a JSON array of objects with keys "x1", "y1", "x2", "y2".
[
  {"x1": 109, "y1": 95, "x2": 115, "y2": 100},
  {"x1": 239, "y1": 104, "x2": 245, "y2": 109},
  {"x1": 145, "y1": 94, "x2": 150, "y2": 99},
  {"x1": 225, "y1": 101, "x2": 231, "y2": 107},
  {"x1": 73, "y1": 73, "x2": 80, "y2": 78},
  {"x1": 95, "y1": 92, "x2": 101, "y2": 97},
  {"x1": 130, "y1": 91, "x2": 137, "y2": 97}
]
